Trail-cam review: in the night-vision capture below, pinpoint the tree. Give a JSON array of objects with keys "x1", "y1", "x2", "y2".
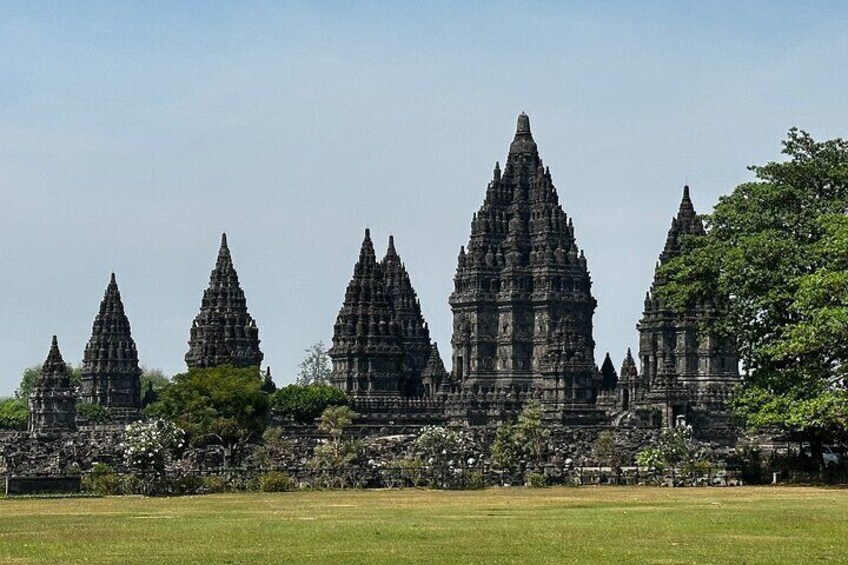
[
  {"x1": 491, "y1": 401, "x2": 551, "y2": 475},
  {"x1": 658, "y1": 129, "x2": 848, "y2": 446},
  {"x1": 270, "y1": 384, "x2": 349, "y2": 424},
  {"x1": 0, "y1": 398, "x2": 27, "y2": 430},
  {"x1": 140, "y1": 368, "x2": 170, "y2": 395},
  {"x1": 147, "y1": 365, "x2": 270, "y2": 453},
  {"x1": 296, "y1": 341, "x2": 332, "y2": 386},
  {"x1": 307, "y1": 405, "x2": 362, "y2": 488}
]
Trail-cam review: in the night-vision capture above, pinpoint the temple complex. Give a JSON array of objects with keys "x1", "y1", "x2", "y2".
[
  {"x1": 29, "y1": 336, "x2": 76, "y2": 436},
  {"x1": 80, "y1": 273, "x2": 142, "y2": 420},
  {"x1": 448, "y1": 113, "x2": 600, "y2": 423},
  {"x1": 185, "y1": 233, "x2": 263, "y2": 369}
]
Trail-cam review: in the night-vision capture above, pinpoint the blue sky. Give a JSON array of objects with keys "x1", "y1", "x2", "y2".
[{"x1": 1, "y1": 2, "x2": 847, "y2": 394}]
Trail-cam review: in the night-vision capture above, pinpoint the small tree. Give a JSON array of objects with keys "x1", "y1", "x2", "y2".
[
  {"x1": 307, "y1": 405, "x2": 361, "y2": 488},
  {"x1": 491, "y1": 400, "x2": 551, "y2": 477},
  {"x1": 123, "y1": 419, "x2": 185, "y2": 475},
  {"x1": 296, "y1": 341, "x2": 332, "y2": 386},
  {"x1": 415, "y1": 426, "x2": 476, "y2": 488},
  {"x1": 636, "y1": 418, "x2": 700, "y2": 474},
  {"x1": 593, "y1": 430, "x2": 626, "y2": 470}
]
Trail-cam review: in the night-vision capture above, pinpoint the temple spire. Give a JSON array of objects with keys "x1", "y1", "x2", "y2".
[
  {"x1": 186, "y1": 234, "x2": 263, "y2": 369},
  {"x1": 42, "y1": 335, "x2": 66, "y2": 375},
  {"x1": 81, "y1": 273, "x2": 142, "y2": 414},
  {"x1": 30, "y1": 336, "x2": 76, "y2": 435}
]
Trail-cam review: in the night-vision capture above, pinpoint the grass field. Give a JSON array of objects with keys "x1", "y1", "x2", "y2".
[{"x1": 0, "y1": 487, "x2": 846, "y2": 564}]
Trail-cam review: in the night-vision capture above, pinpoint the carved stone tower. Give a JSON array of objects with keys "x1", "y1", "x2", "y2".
[
  {"x1": 449, "y1": 113, "x2": 599, "y2": 419},
  {"x1": 29, "y1": 336, "x2": 76, "y2": 435},
  {"x1": 185, "y1": 233, "x2": 263, "y2": 369},
  {"x1": 329, "y1": 229, "x2": 404, "y2": 397},
  {"x1": 637, "y1": 186, "x2": 739, "y2": 431},
  {"x1": 381, "y1": 235, "x2": 432, "y2": 397},
  {"x1": 81, "y1": 273, "x2": 142, "y2": 417}
]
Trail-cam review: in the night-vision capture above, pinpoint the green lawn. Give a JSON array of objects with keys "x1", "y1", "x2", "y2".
[{"x1": 0, "y1": 487, "x2": 846, "y2": 564}]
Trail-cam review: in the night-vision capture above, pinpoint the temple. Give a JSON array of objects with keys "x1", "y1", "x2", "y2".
[
  {"x1": 329, "y1": 230, "x2": 444, "y2": 399},
  {"x1": 185, "y1": 233, "x2": 263, "y2": 369},
  {"x1": 447, "y1": 113, "x2": 600, "y2": 423},
  {"x1": 29, "y1": 336, "x2": 76, "y2": 436},
  {"x1": 80, "y1": 273, "x2": 142, "y2": 420},
  {"x1": 627, "y1": 186, "x2": 739, "y2": 434}
]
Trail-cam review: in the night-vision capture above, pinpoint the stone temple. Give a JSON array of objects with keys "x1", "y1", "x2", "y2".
[
  {"x1": 329, "y1": 230, "x2": 446, "y2": 399},
  {"x1": 80, "y1": 273, "x2": 143, "y2": 421},
  {"x1": 185, "y1": 233, "x2": 263, "y2": 370},
  {"x1": 29, "y1": 336, "x2": 76, "y2": 436},
  {"x1": 448, "y1": 113, "x2": 600, "y2": 423}
]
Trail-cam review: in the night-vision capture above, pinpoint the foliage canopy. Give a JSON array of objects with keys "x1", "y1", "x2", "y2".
[
  {"x1": 147, "y1": 365, "x2": 270, "y2": 448},
  {"x1": 271, "y1": 384, "x2": 349, "y2": 424}
]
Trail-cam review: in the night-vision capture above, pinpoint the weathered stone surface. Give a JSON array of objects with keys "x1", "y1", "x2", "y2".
[
  {"x1": 631, "y1": 186, "x2": 740, "y2": 436},
  {"x1": 329, "y1": 230, "x2": 439, "y2": 399},
  {"x1": 28, "y1": 336, "x2": 76, "y2": 436},
  {"x1": 448, "y1": 113, "x2": 600, "y2": 422},
  {"x1": 185, "y1": 233, "x2": 263, "y2": 369},
  {"x1": 80, "y1": 273, "x2": 142, "y2": 416}
]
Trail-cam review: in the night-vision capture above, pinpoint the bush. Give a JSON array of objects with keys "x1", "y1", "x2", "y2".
[
  {"x1": 261, "y1": 471, "x2": 296, "y2": 492},
  {"x1": 76, "y1": 401, "x2": 111, "y2": 424},
  {"x1": 464, "y1": 470, "x2": 486, "y2": 490},
  {"x1": 200, "y1": 475, "x2": 227, "y2": 493},
  {"x1": 525, "y1": 472, "x2": 547, "y2": 488},
  {"x1": 271, "y1": 384, "x2": 349, "y2": 424},
  {"x1": 83, "y1": 463, "x2": 122, "y2": 495},
  {"x1": 0, "y1": 397, "x2": 27, "y2": 430}
]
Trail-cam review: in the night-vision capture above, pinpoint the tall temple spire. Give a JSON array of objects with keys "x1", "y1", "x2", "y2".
[
  {"x1": 185, "y1": 234, "x2": 263, "y2": 369},
  {"x1": 42, "y1": 335, "x2": 67, "y2": 377},
  {"x1": 600, "y1": 353, "x2": 618, "y2": 390},
  {"x1": 29, "y1": 336, "x2": 76, "y2": 435},
  {"x1": 637, "y1": 186, "x2": 739, "y2": 432},
  {"x1": 660, "y1": 185, "x2": 706, "y2": 264},
  {"x1": 329, "y1": 229, "x2": 403, "y2": 398},
  {"x1": 381, "y1": 235, "x2": 432, "y2": 397},
  {"x1": 450, "y1": 113, "x2": 599, "y2": 421},
  {"x1": 81, "y1": 273, "x2": 143, "y2": 416}
]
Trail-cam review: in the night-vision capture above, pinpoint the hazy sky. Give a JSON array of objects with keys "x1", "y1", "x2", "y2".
[{"x1": 1, "y1": 2, "x2": 847, "y2": 395}]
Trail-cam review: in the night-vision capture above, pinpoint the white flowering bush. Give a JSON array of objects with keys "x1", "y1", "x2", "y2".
[
  {"x1": 636, "y1": 417, "x2": 700, "y2": 474},
  {"x1": 415, "y1": 426, "x2": 481, "y2": 488},
  {"x1": 123, "y1": 419, "x2": 185, "y2": 475}
]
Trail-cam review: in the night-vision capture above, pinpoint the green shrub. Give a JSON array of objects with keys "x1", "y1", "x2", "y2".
[
  {"x1": 261, "y1": 471, "x2": 297, "y2": 492},
  {"x1": 271, "y1": 384, "x2": 349, "y2": 424},
  {"x1": 525, "y1": 472, "x2": 547, "y2": 488},
  {"x1": 464, "y1": 470, "x2": 486, "y2": 490},
  {"x1": 76, "y1": 401, "x2": 111, "y2": 424},
  {"x1": 200, "y1": 475, "x2": 227, "y2": 493},
  {"x1": 83, "y1": 463, "x2": 122, "y2": 495},
  {"x1": 0, "y1": 397, "x2": 27, "y2": 430}
]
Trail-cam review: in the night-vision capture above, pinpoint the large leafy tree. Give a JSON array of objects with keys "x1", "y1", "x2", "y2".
[
  {"x1": 147, "y1": 365, "x2": 270, "y2": 451},
  {"x1": 658, "y1": 129, "x2": 848, "y2": 443}
]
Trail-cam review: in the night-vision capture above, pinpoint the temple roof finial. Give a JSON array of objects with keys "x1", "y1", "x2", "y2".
[
  {"x1": 509, "y1": 112, "x2": 537, "y2": 156},
  {"x1": 517, "y1": 112, "x2": 531, "y2": 135}
]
